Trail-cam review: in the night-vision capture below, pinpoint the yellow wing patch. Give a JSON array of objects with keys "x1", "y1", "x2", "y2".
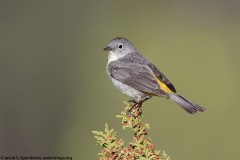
[{"x1": 152, "y1": 74, "x2": 173, "y2": 94}]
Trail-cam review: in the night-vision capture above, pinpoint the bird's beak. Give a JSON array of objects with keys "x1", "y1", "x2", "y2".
[{"x1": 103, "y1": 46, "x2": 113, "y2": 51}]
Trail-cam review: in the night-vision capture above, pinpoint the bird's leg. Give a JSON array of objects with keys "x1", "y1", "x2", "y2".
[
  {"x1": 127, "y1": 96, "x2": 151, "y2": 116},
  {"x1": 141, "y1": 96, "x2": 151, "y2": 103},
  {"x1": 127, "y1": 100, "x2": 138, "y2": 115},
  {"x1": 127, "y1": 101, "x2": 142, "y2": 117},
  {"x1": 127, "y1": 99, "x2": 138, "y2": 114},
  {"x1": 134, "y1": 96, "x2": 152, "y2": 114}
]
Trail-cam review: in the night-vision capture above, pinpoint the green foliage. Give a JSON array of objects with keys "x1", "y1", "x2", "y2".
[{"x1": 93, "y1": 102, "x2": 171, "y2": 160}]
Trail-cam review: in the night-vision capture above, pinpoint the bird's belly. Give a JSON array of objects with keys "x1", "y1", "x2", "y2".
[{"x1": 110, "y1": 78, "x2": 146, "y2": 101}]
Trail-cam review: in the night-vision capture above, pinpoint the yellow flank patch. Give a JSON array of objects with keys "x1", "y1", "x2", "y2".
[{"x1": 153, "y1": 74, "x2": 173, "y2": 93}]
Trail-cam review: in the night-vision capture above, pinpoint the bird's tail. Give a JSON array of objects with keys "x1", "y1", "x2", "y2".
[{"x1": 168, "y1": 93, "x2": 206, "y2": 114}]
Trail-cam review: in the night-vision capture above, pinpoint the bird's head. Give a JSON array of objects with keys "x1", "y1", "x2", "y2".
[{"x1": 103, "y1": 37, "x2": 136, "y2": 62}]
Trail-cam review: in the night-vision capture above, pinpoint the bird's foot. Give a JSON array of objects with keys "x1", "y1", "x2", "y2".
[
  {"x1": 127, "y1": 101, "x2": 143, "y2": 117},
  {"x1": 128, "y1": 99, "x2": 137, "y2": 104}
]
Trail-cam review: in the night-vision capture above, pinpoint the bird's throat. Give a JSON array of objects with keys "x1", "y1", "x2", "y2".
[{"x1": 107, "y1": 51, "x2": 117, "y2": 63}]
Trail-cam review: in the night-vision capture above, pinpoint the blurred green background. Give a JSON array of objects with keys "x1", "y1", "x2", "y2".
[{"x1": 1, "y1": 0, "x2": 240, "y2": 159}]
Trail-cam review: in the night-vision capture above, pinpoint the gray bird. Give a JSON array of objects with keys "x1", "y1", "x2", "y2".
[{"x1": 103, "y1": 37, "x2": 206, "y2": 114}]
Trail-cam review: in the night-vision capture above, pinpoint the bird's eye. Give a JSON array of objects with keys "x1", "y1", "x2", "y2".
[{"x1": 118, "y1": 44, "x2": 123, "y2": 50}]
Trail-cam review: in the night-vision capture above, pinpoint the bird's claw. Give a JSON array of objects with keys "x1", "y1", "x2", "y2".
[
  {"x1": 128, "y1": 99, "x2": 137, "y2": 104},
  {"x1": 126, "y1": 102, "x2": 143, "y2": 117}
]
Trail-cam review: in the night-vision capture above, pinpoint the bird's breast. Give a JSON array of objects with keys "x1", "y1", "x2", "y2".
[{"x1": 109, "y1": 77, "x2": 146, "y2": 100}]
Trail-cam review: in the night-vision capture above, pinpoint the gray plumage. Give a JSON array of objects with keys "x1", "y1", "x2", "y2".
[
  {"x1": 168, "y1": 93, "x2": 205, "y2": 114},
  {"x1": 104, "y1": 37, "x2": 206, "y2": 114},
  {"x1": 108, "y1": 60, "x2": 166, "y2": 97}
]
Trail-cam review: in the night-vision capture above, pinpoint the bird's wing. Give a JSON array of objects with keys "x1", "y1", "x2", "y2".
[
  {"x1": 116, "y1": 52, "x2": 176, "y2": 93},
  {"x1": 147, "y1": 63, "x2": 176, "y2": 93},
  {"x1": 108, "y1": 61, "x2": 167, "y2": 96}
]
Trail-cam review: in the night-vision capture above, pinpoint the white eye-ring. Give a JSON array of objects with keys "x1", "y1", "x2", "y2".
[{"x1": 118, "y1": 44, "x2": 123, "y2": 50}]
